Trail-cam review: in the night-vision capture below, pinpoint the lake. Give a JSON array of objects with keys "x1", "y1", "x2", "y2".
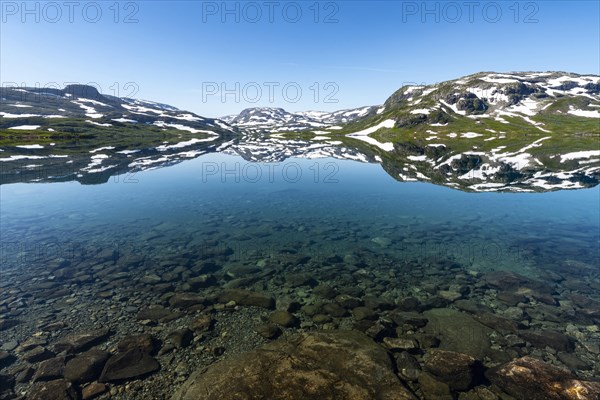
[{"x1": 1, "y1": 149, "x2": 599, "y2": 398}]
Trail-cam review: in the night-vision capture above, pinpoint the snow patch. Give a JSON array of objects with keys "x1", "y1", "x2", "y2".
[
  {"x1": 8, "y1": 125, "x2": 40, "y2": 130},
  {"x1": 560, "y1": 150, "x2": 600, "y2": 162}
]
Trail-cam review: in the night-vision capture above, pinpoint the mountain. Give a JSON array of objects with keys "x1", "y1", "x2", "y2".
[
  {"x1": 2, "y1": 73, "x2": 599, "y2": 192},
  {"x1": 222, "y1": 105, "x2": 379, "y2": 134},
  {"x1": 0, "y1": 84, "x2": 237, "y2": 184},
  {"x1": 334, "y1": 71, "x2": 600, "y2": 191},
  {"x1": 0, "y1": 84, "x2": 235, "y2": 133},
  {"x1": 229, "y1": 72, "x2": 599, "y2": 192}
]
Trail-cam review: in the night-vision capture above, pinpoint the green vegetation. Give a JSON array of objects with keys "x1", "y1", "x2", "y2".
[{"x1": 0, "y1": 117, "x2": 219, "y2": 156}]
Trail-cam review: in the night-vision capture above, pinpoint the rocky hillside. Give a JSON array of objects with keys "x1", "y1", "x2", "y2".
[
  {"x1": 0, "y1": 85, "x2": 237, "y2": 184},
  {"x1": 1, "y1": 84, "x2": 235, "y2": 134},
  {"x1": 293, "y1": 72, "x2": 600, "y2": 192}
]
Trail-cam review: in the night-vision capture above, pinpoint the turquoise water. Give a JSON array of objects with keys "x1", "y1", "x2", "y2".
[{"x1": 2, "y1": 152, "x2": 599, "y2": 278}]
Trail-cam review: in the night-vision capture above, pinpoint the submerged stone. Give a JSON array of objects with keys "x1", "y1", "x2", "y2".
[
  {"x1": 64, "y1": 349, "x2": 110, "y2": 383},
  {"x1": 217, "y1": 289, "x2": 275, "y2": 309},
  {"x1": 172, "y1": 330, "x2": 417, "y2": 400},
  {"x1": 255, "y1": 323, "x2": 281, "y2": 339},
  {"x1": 322, "y1": 302, "x2": 348, "y2": 317},
  {"x1": 22, "y1": 346, "x2": 55, "y2": 363},
  {"x1": 82, "y1": 382, "x2": 108, "y2": 399},
  {"x1": 168, "y1": 293, "x2": 208, "y2": 309},
  {"x1": 519, "y1": 330, "x2": 574, "y2": 352},
  {"x1": 418, "y1": 372, "x2": 453, "y2": 400},
  {"x1": 99, "y1": 348, "x2": 160, "y2": 382},
  {"x1": 268, "y1": 311, "x2": 299, "y2": 328},
  {"x1": 423, "y1": 349, "x2": 480, "y2": 391},
  {"x1": 383, "y1": 337, "x2": 418, "y2": 351},
  {"x1": 487, "y1": 356, "x2": 600, "y2": 400},
  {"x1": 394, "y1": 352, "x2": 421, "y2": 382},
  {"x1": 423, "y1": 308, "x2": 494, "y2": 359},
  {"x1": 312, "y1": 284, "x2": 338, "y2": 299},
  {"x1": 117, "y1": 334, "x2": 159, "y2": 354},
  {"x1": 28, "y1": 379, "x2": 78, "y2": 400},
  {"x1": 167, "y1": 328, "x2": 193, "y2": 348},
  {"x1": 52, "y1": 328, "x2": 111, "y2": 354},
  {"x1": 32, "y1": 357, "x2": 65, "y2": 382},
  {"x1": 137, "y1": 305, "x2": 182, "y2": 323}
]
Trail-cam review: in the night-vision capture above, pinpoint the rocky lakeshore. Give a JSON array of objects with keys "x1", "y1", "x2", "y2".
[{"x1": 1, "y1": 239, "x2": 599, "y2": 400}]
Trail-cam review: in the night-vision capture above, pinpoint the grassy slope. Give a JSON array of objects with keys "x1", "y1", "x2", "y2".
[{"x1": 0, "y1": 117, "x2": 218, "y2": 155}]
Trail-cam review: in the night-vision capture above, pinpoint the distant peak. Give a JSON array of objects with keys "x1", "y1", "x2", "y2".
[{"x1": 63, "y1": 84, "x2": 102, "y2": 99}]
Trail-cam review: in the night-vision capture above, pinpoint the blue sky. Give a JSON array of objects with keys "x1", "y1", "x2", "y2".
[{"x1": 1, "y1": 1, "x2": 599, "y2": 117}]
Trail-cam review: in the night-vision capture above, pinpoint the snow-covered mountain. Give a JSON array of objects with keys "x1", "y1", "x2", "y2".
[
  {"x1": 222, "y1": 105, "x2": 379, "y2": 134},
  {"x1": 336, "y1": 71, "x2": 600, "y2": 191},
  {"x1": 378, "y1": 71, "x2": 599, "y2": 122},
  {"x1": 1, "y1": 73, "x2": 598, "y2": 192},
  {"x1": 0, "y1": 84, "x2": 236, "y2": 134},
  {"x1": 0, "y1": 84, "x2": 238, "y2": 185}
]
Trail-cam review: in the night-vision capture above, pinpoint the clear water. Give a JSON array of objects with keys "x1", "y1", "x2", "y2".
[{"x1": 2, "y1": 152, "x2": 599, "y2": 277}]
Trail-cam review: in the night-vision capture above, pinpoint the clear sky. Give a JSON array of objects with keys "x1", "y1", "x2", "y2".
[{"x1": 1, "y1": 1, "x2": 599, "y2": 117}]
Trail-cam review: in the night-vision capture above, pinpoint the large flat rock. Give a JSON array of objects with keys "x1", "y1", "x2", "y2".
[
  {"x1": 171, "y1": 330, "x2": 416, "y2": 400},
  {"x1": 423, "y1": 308, "x2": 494, "y2": 359}
]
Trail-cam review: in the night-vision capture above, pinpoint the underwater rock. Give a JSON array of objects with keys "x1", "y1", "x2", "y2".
[
  {"x1": 352, "y1": 306, "x2": 378, "y2": 321},
  {"x1": 487, "y1": 356, "x2": 600, "y2": 400},
  {"x1": 557, "y1": 352, "x2": 591, "y2": 371},
  {"x1": 217, "y1": 289, "x2": 275, "y2": 309},
  {"x1": 519, "y1": 330, "x2": 574, "y2": 352},
  {"x1": 423, "y1": 308, "x2": 493, "y2": 359},
  {"x1": 0, "y1": 351, "x2": 16, "y2": 368},
  {"x1": 168, "y1": 293, "x2": 209, "y2": 309},
  {"x1": 117, "y1": 334, "x2": 159, "y2": 355},
  {"x1": 99, "y1": 348, "x2": 160, "y2": 383},
  {"x1": 171, "y1": 330, "x2": 417, "y2": 400},
  {"x1": 191, "y1": 315, "x2": 214, "y2": 333},
  {"x1": 32, "y1": 356, "x2": 65, "y2": 382},
  {"x1": 64, "y1": 349, "x2": 110, "y2": 383},
  {"x1": 390, "y1": 311, "x2": 429, "y2": 329},
  {"x1": 52, "y1": 328, "x2": 111, "y2": 354},
  {"x1": 22, "y1": 346, "x2": 55, "y2": 363},
  {"x1": 418, "y1": 372, "x2": 453, "y2": 400},
  {"x1": 167, "y1": 328, "x2": 193, "y2": 348},
  {"x1": 285, "y1": 273, "x2": 316, "y2": 288},
  {"x1": 312, "y1": 284, "x2": 338, "y2": 299},
  {"x1": 335, "y1": 294, "x2": 363, "y2": 309},
  {"x1": 187, "y1": 274, "x2": 217, "y2": 289},
  {"x1": 137, "y1": 305, "x2": 182, "y2": 323},
  {"x1": 28, "y1": 379, "x2": 78, "y2": 400},
  {"x1": 323, "y1": 302, "x2": 348, "y2": 317},
  {"x1": 457, "y1": 386, "x2": 499, "y2": 400},
  {"x1": 255, "y1": 323, "x2": 281, "y2": 339},
  {"x1": 423, "y1": 349, "x2": 480, "y2": 391},
  {"x1": 0, "y1": 374, "x2": 16, "y2": 395},
  {"x1": 82, "y1": 382, "x2": 108, "y2": 399},
  {"x1": 383, "y1": 337, "x2": 418, "y2": 352},
  {"x1": 268, "y1": 311, "x2": 299, "y2": 328},
  {"x1": 394, "y1": 352, "x2": 421, "y2": 382}
]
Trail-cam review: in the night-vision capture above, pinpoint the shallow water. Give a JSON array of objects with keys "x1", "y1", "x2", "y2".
[
  {"x1": 2, "y1": 150, "x2": 600, "y2": 398},
  {"x1": 2, "y1": 152, "x2": 599, "y2": 277}
]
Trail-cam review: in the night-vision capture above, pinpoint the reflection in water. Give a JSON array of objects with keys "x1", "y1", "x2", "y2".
[{"x1": 1, "y1": 133, "x2": 599, "y2": 191}]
